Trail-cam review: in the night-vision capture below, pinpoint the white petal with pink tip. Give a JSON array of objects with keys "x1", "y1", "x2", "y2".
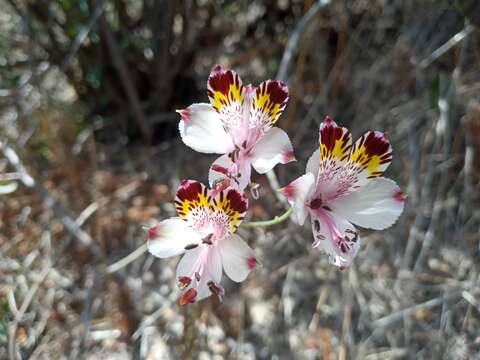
[
  {"x1": 328, "y1": 177, "x2": 405, "y2": 230},
  {"x1": 306, "y1": 148, "x2": 320, "y2": 178},
  {"x1": 250, "y1": 127, "x2": 295, "y2": 174},
  {"x1": 179, "y1": 103, "x2": 234, "y2": 154},
  {"x1": 281, "y1": 173, "x2": 315, "y2": 226},
  {"x1": 147, "y1": 218, "x2": 202, "y2": 259},
  {"x1": 219, "y1": 234, "x2": 256, "y2": 283},
  {"x1": 176, "y1": 245, "x2": 223, "y2": 301}
]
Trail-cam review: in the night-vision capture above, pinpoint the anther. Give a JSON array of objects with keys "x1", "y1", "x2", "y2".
[
  {"x1": 211, "y1": 178, "x2": 231, "y2": 198},
  {"x1": 178, "y1": 276, "x2": 191, "y2": 289},
  {"x1": 184, "y1": 243, "x2": 199, "y2": 250},
  {"x1": 202, "y1": 233, "x2": 214, "y2": 245},
  {"x1": 179, "y1": 288, "x2": 197, "y2": 306},
  {"x1": 207, "y1": 281, "x2": 225, "y2": 302}
]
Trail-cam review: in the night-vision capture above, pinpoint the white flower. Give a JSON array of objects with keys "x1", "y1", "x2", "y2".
[
  {"x1": 178, "y1": 65, "x2": 295, "y2": 191},
  {"x1": 147, "y1": 180, "x2": 257, "y2": 305},
  {"x1": 281, "y1": 117, "x2": 406, "y2": 268}
]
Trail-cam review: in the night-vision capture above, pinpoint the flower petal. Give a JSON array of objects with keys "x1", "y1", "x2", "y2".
[
  {"x1": 312, "y1": 117, "x2": 353, "y2": 201},
  {"x1": 178, "y1": 103, "x2": 234, "y2": 154},
  {"x1": 176, "y1": 179, "x2": 247, "y2": 239},
  {"x1": 208, "y1": 154, "x2": 252, "y2": 191},
  {"x1": 176, "y1": 245, "x2": 204, "y2": 280},
  {"x1": 319, "y1": 116, "x2": 352, "y2": 161},
  {"x1": 198, "y1": 247, "x2": 223, "y2": 301},
  {"x1": 211, "y1": 187, "x2": 248, "y2": 234},
  {"x1": 311, "y1": 209, "x2": 361, "y2": 269},
  {"x1": 207, "y1": 65, "x2": 246, "y2": 139},
  {"x1": 250, "y1": 127, "x2": 296, "y2": 174},
  {"x1": 306, "y1": 148, "x2": 319, "y2": 178},
  {"x1": 349, "y1": 130, "x2": 392, "y2": 180},
  {"x1": 147, "y1": 218, "x2": 201, "y2": 258},
  {"x1": 176, "y1": 245, "x2": 223, "y2": 302},
  {"x1": 175, "y1": 180, "x2": 212, "y2": 231},
  {"x1": 328, "y1": 177, "x2": 405, "y2": 230},
  {"x1": 317, "y1": 129, "x2": 392, "y2": 202},
  {"x1": 218, "y1": 234, "x2": 256, "y2": 283},
  {"x1": 249, "y1": 80, "x2": 289, "y2": 132},
  {"x1": 280, "y1": 173, "x2": 315, "y2": 226}
]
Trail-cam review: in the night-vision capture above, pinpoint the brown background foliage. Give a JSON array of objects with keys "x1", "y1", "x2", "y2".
[{"x1": 1, "y1": 0, "x2": 479, "y2": 358}]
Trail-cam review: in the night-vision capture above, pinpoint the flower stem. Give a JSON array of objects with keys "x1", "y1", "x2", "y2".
[{"x1": 241, "y1": 207, "x2": 293, "y2": 228}]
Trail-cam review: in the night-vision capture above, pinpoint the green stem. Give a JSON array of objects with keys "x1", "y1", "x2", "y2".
[{"x1": 241, "y1": 207, "x2": 293, "y2": 228}]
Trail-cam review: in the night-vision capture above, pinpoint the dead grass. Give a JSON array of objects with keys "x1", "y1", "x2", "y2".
[{"x1": 1, "y1": 0, "x2": 480, "y2": 359}]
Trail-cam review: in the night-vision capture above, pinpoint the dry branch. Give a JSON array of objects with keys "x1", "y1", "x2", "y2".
[
  {"x1": 276, "y1": 0, "x2": 331, "y2": 83},
  {"x1": 100, "y1": 16, "x2": 152, "y2": 143},
  {"x1": 0, "y1": 141, "x2": 103, "y2": 259},
  {"x1": 267, "y1": 0, "x2": 331, "y2": 206}
]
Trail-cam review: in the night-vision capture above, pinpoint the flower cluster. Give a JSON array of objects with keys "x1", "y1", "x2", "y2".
[{"x1": 147, "y1": 65, "x2": 405, "y2": 305}]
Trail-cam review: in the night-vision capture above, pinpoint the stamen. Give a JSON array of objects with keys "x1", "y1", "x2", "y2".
[
  {"x1": 178, "y1": 276, "x2": 191, "y2": 289},
  {"x1": 335, "y1": 228, "x2": 358, "y2": 254},
  {"x1": 195, "y1": 272, "x2": 201, "y2": 281},
  {"x1": 184, "y1": 243, "x2": 199, "y2": 250},
  {"x1": 213, "y1": 179, "x2": 222, "y2": 187},
  {"x1": 207, "y1": 281, "x2": 225, "y2": 302},
  {"x1": 312, "y1": 233, "x2": 325, "y2": 248},
  {"x1": 211, "y1": 178, "x2": 231, "y2": 198},
  {"x1": 213, "y1": 168, "x2": 240, "y2": 187},
  {"x1": 179, "y1": 288, "x2": 197, "y2": 306},
  {"x1": 345, "y1": 229, "x2": 358, "y2": 243},
  {"x1": 202, "y1": 233, "x2": 214, "y2": 245},
  {"x1": 229, "y1": 147, "x2": 240, "y2": 162}
]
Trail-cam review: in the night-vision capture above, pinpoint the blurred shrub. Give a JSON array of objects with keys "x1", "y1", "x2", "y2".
[{"x1": 3, "y1": 0, "x2": 318, "y2": 144}]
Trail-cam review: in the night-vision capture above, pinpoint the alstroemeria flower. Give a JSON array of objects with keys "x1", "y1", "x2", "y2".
[
  {"x1": 281, "y1": 117, "x2": 406, "y2": 268},
  {"x1": 178, "y1": 65, "x2": 295, "y2": 191},
  {"x1": 147, "y1": 180, "x2": 257, "y2": 305}
]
